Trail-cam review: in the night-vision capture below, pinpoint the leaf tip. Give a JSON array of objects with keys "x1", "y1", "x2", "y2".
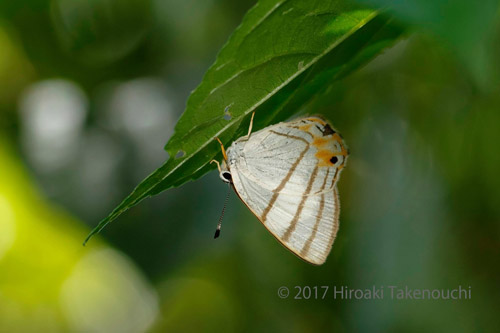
[
  {"x1": 83, "y1": 218, "x2": 113, "y2": 246},
  {"x1": 82, "y1": 230, "x2": 97, "y2": 246}
]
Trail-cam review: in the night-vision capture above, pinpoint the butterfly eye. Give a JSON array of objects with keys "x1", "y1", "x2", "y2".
[{"x1": 221, "y1": 171, "x2": 232, "y2": 183}]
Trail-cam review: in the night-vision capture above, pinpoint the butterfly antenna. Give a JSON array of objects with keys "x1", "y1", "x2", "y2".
[
  {"x1": 214, "y1": 184, "x2": 231, "y2": 239},
  {"x1": 244, "y1": 112, "x2": 255, "y2": 140}
]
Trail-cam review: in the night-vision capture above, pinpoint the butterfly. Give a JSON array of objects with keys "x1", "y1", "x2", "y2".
[{"x1": 211, "y1": 113, "x2": 349, "y2": 265}]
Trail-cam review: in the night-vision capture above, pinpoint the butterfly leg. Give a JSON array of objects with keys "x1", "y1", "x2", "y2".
[
  {"x1": 214, "y1": 137, "x2": 228, "y2": 161},
  {"x1": 243, "y1": 112, "x2": 255, "y2": 140},
  {"x1": 210, "y1": 159, "x2": 222, "y2": 173}
]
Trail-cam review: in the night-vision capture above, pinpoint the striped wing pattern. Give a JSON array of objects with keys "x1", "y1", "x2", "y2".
[{"x1": 226, "y1": 117, "x2": 348, "y2": 265}]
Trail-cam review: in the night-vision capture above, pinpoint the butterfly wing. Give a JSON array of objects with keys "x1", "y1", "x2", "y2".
[
  {"x1": 226, "y1": 117, "x2": 347, "y2": 265},
  {"x1": 231, "y1": 166, "x2": 340, "y2": 265}
]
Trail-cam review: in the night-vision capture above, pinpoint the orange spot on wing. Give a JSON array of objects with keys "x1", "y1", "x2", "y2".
[
  {"x1": 297, "y1": 117, "x2": 348, "y2": 168},
  {"x1": 315, "y1": 149, "x2": 335, "y2": 167},
  {"x1": 312, "y1": 137, "x2": 328, "y2": 147},
  {"x1": 313, "y1": 135, "x2": 348, "y2": 167},
  {"x1": 333, "y1": 133, "x2": 349, "y2": 157},
  {"x1": 332, "y1": 133, "x2": 343, "y2": 142},
  {"x1": 299, "y1": 124, "x2": 312, "y2": 131}
]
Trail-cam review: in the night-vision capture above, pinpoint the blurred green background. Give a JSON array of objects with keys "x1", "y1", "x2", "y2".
[{"x1": 1, "y1": 0, "x2": 499, "y2": 332}]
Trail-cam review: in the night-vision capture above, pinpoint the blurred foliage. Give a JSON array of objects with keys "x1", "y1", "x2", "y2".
[
  {"x1": 0, "y1": 26, "x2": 35, "y2": 113},
  {"x1": 359, "y1": 0, "x2": 500, "y2": 86},
  {"x1": 0, "y1": 0, "x2": 499, "y2": 332},
  {"x1": 50, "y1": 0, "x2": 152, "y2": 66}
]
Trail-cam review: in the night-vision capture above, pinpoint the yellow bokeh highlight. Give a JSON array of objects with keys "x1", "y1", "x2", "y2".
[{"x1": 0, "y1": 139, "x2": 158, "y2": 331}]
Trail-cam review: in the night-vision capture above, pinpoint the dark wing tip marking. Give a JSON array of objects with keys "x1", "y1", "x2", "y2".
[{"x1": 321, "y1": 124, "x2": 335, "y2": 136}]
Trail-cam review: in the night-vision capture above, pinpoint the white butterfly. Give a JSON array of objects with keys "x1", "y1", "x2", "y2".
[{"x1": 212, "y1": 113, "x2": 349, "y2": 265}]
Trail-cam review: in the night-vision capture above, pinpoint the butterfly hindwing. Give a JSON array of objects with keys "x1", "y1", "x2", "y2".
[{"x1": 231, "y1": 162, "x2": 340, "y2": 265}]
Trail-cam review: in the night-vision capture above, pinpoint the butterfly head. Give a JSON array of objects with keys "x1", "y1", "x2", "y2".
[
  {"x1": 217, "y1": 160, "x2": 232, "y2": 184},
  {"x1": 220, "y1": 170, "x2": 232, "y2": 183}
]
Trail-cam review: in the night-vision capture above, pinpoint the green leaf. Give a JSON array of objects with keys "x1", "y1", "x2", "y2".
[{"x1": 84, "y1": 0, "x2": 404, "y2": 245}]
